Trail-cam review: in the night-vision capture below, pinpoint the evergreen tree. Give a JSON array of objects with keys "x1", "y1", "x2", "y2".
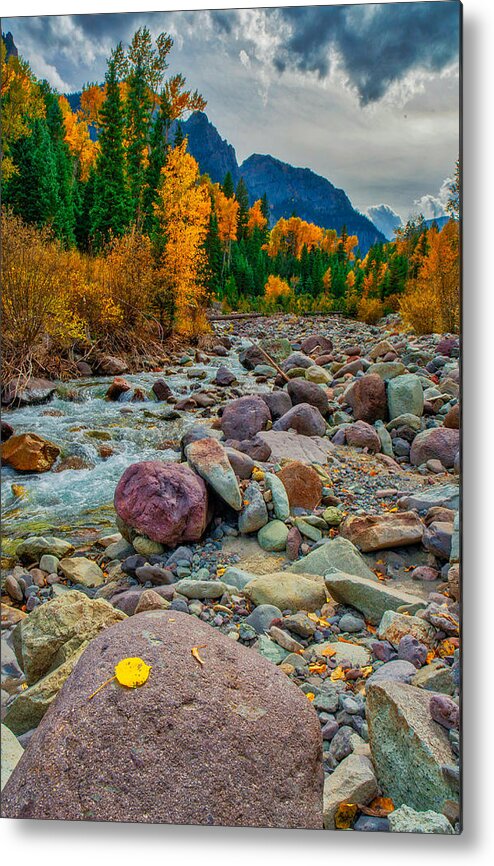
[
  {"x1": 41, "y1": 82, "x2": 76, "y2": 245},
  {"x1": 126, "y1": 56, "x2": 152, "y2": 224},
  {"x1": 90, "y1": 51, "x2": 130, "y2": 247},
  {"x1": 142, "y1": 91, "x2": 172, "y2": 236},
  {"x1": 4, "y1": 117, "x2": 59, "y2": 230},
  {"x1": 205, "y1": 212, "x2": 223, "y2": 297},
  {"x1": 222, "y1": 171, "x2": 234, "y2": 199},
  {"x1": 235, "y1": 177, "x2": 249, "y2": 240},
  {"x1": 174, "y1": 122, "x2": 185, "y2": 147}
]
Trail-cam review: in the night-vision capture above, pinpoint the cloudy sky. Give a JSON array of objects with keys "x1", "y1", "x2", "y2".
[{"x1": 3, "y1": 2, "x2": 461, "y2": 225}]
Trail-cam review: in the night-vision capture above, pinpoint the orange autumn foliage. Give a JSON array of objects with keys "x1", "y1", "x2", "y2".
[
  {"x1": 400, "y1": 220, "x2": 460, "y2": 334},
  {"x1": 264, "y1": 274, "x2": 291, "y2": 300},
  {"x1": 246, "y1": 199, "x2": 267, "y2": 234},
  {"x1": 154, "y1": 141, "x2": 211, "y2": 336},
  {"x1": 59, "y1": 95, "x2": 99, "y2": 181},
  {"x1": 264, "y1": 216, "x2": 323, "y2": 259}
]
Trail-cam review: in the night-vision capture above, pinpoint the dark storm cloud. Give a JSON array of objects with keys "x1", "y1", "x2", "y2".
[{"x1": 210, "y1": 2, "x2": 461, "y2": 105}]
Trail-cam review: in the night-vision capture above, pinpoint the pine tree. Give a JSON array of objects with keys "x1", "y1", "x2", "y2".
[
  {"x1": 4, "y1": 117, "x2": 59, "y2": 229},
  {"x1": 235, "y1": 177, "x2": 249, "y2": 240},
  {"x1": 174, "y1": 121, "x2": 185, "y2": 147},
  {"x1": 142, "y1": 91, "x2": 172, "y2": 236},
  {"x1": 41, "y1": 82, "x2": 76, "y2": 245},
  {"x1": 126, "y1": 56, "x2": 152, "y2": 224},
  {"x1": 90, "y1": 51, "x2": 130, "y2": 247},
  {"x1": 205, "y1": 212, "x2": 223, "y2": 297},
  {"x1": 222, "y1": 170, "x2": 234, "y2": 199}
]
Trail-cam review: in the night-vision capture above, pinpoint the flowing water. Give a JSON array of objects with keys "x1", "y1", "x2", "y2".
[{"x1": 1, "y1": 344, "x2": 264, "y2": 546}]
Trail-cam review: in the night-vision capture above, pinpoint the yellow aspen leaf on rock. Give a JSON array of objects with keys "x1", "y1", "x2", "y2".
[
  {"x1": 115, "y1": 657, "x2": 152, "y2": 688},
  {"x1": 437, "y1": 638, "x2": 457, "y2": 657},
  {"x1": 306, "y1": 692, "x2": 315, "y2": 702},
  {"x1": 89, "y1": 657, "x2": 151, "y2": 699}
]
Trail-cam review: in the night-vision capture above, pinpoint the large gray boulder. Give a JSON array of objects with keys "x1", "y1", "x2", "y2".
[
  {"x1": 366, "y1": 680, "x2": 458, "y2": 813},
  {"x1": 324, "y1": 571, "x2": 424, "y2": 624},
  {"x1": 387, "y1": 374, "x2": 424, "y2": 419},
  {"x1": 289, "y1": 537, "x2": 376, "y2": 581},
  {"x1": 2, "y1": 612, "x2": 324, "y2": 828}
]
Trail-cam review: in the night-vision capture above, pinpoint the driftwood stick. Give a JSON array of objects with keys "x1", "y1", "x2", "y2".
[{"x1": 247, "y1": 338, "x2": 290, "y2": 382}]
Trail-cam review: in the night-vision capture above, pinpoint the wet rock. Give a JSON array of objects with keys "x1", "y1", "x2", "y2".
[
  {"x1": 388, "y1": 804, "x2": 454, "y2": 834},
  {"x1": 345, "y1": 420, "x2": 381, "y2": 453},
  {"x1": 323, "y1": 753, "x2": 378, "y2": 830},
  {"x1": 287, "y1": 379, "x2": 329, "y2": 416},
  {"x1": 276, "y1": 461, "x2": 322, "y2": 509},
  {"x1": 106, "y1": 377, "x2": 131, "y2": 400},
  {"x1": 2, "y1": 433, "x2": 61, "y2": 473},
  {"x1": 347, "y1": 374, "x2": 387, "y2": 424},
  {"x1": 324, "y1": 571, "x2": 424, "y2": 624},
  {"x1": 238, "y1": 482, "x2": 269, "y2": 533},
  {"x1": 76, "y1": 361, "x2": 93, "y2": 376},
  {"x1": 273, "y1": 403, "x2": 327, "y2": 437},
  {"x1": 339, "y1": 511, "x2": 423, "y2": 552},
  {"x1": 387, "y1": 374, "x2": 424, "y2": 420},
  {"x1": 215, "y1": 365, "x2": 236, "y2": 386},
  {"x1": 1, "y1": 421, "x2": 14, "y2": 441},
  {"x1": 114, "y1": 461, "x2": 209, "y2": 546},
  {"x1": 292, "y1": 537, "x2": 375, "y2": 581},
  {"x1": 366, "y1": 680, "x2": 457, "y2": 812},
  {"x1": 151, "y1": 379, "x2": 173, "y2": 401},
  {"x1": 410, "y1": 428, "x2": 460, "y2": 469},
  {"x1": 2, "y1": 611, "x2": 324, "y2": 828},
  {"x1": 244, "y1": 572, "x2": 326, "y2": 613},
  {"x1": 220, "y1": 395, "x2": 270, "y2": 441},
  {"x1": 186, "y1": 437, "x2": 242, "y2": 510},
  {"x1": 1, "y1": 377, "x2": 56, "y2": 407},
  {"x1": 16, "y1": 536, "x2": 74, "y2": 563}
]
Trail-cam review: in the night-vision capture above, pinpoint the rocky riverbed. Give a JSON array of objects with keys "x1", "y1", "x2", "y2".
[{"x1": 1, "y1": 314, "x2": 460, "y2": 833}]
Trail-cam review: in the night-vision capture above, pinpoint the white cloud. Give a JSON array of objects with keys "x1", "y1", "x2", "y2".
[{"x1": 413, "y1": 176, "x2": 453, "y2": 219}]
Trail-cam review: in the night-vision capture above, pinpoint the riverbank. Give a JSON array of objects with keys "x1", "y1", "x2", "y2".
[{"x1": 1, "y1": 313, "x2": 460, "y2": 832}]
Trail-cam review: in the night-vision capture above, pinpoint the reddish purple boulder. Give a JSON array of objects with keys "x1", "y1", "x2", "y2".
[
  {"x1": 300, "y1": 334, "x2": 333, "y2": 356},
  {"x1": 410, "y1": 427, "x2": 460, "y2": 468},
  {"x1": 114, "y1": 461, "x2": 209, "y2": 546},
  {"x1": 347, "y1": 374, "x2": 387, "y2": 424},
  {"x1": 287, "y1": 379, "x2": 329, "y2": 416},
  {"x1": 345, "y1": 420, "x2": 381, "y2": 453},
  {"x1": 220, "y1": 395, "x2": 270, "y2": 441},
  {"x1": 273, "y1": 403, "x2": 326, "y2": 437},
  {"x1": 2, "y1": 611, "x2": 324, "y2": 827}
]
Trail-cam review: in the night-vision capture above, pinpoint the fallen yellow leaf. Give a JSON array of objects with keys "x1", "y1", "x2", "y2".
[
  {"x1": 306, "y1": 692, "x2": 316, "y2": 701},
  {"x1": 191, "y1": 645, "x2": 207, "y2": 666},
  {"x1": 89, "y1": 656, "x2": 151, "y2": 699}
]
